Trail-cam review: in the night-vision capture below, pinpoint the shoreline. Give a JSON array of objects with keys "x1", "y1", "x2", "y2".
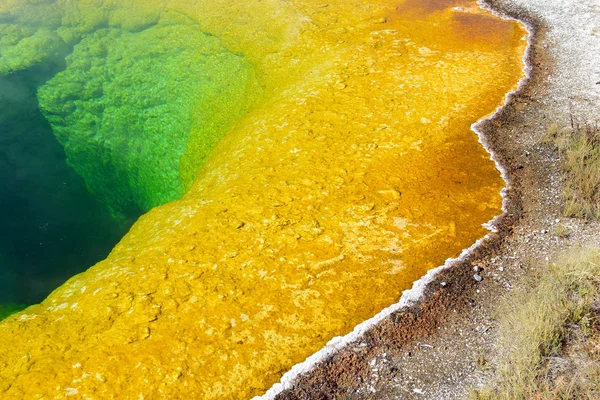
[
  {"x1": 269, "y1": 1, "x2": 562, "y2": 397},
  {"x1": 260, "y1": 3, "x2": 533, "y2": 387}
]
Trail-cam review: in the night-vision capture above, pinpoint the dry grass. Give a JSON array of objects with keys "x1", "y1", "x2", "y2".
[
  {"x1": 552, "y1": 223, "x2": 572, "y2": 239},
  {"x1": 471, "y1": 248, "x2": 600, "y2": 400},
  {"x1": 545, "y1": 119, "x2": 600, "y2": 219}
]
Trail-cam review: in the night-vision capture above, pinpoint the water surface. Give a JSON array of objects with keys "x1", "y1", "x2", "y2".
[
  {"x1": 0, "y1": 0, "x2": 527, "y2": 398},
  {"x1": 0, "y1": 64, "x2": 137, "y2": 307}
]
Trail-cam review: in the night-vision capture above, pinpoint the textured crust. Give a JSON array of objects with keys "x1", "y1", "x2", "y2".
[{"x1": 271, "y1": 2, "x2": 550, "y2": 398}]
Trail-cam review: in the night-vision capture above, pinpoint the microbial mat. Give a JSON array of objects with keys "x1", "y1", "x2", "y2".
[{"x1": 0, "y1": 0, "x2": 527, "y2": 398}]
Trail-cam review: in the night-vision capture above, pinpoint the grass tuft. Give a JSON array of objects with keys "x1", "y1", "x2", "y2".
[
  {"x1": 545, "y1": 119, "x2": 600, "y2": 219},
  {"x1": 472, "y1": 248, "x2": 600, "y2": 400},
  {"x1": 552, "y1": 223, "x2": 572, "y2": 239}
]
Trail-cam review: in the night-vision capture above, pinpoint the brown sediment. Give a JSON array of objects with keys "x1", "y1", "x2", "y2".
[
  {"x1": 451, "y1": 12, "x2": 518, "y2": 45},
  {"x1": 395, "y1": 0, "x2": 463, "y2": 16},
  {"x1": 273, "y1": 2, "x2": 560, "y2": 398}
]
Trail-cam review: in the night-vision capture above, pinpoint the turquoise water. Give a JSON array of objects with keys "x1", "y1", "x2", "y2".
[{"x1": 0, "y1": 64, "x2": 138, "y2": 308}]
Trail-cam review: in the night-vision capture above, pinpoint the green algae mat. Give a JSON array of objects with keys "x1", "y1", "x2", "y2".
[
  {"x1": 0, "y1": 0, "x2": 528, "y2": 398},
  {"x1": 38, "y1": 15, "x2": 262, "y2": 218}
]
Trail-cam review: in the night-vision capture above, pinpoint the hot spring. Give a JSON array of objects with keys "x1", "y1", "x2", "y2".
[{"x1": 0, "y1": 0, "x2": 527, "y2": 398}]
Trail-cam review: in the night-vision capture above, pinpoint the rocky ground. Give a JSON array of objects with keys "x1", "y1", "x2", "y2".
[{"x1": 269, "y1": 0, "x2": 600, "y2": 398}]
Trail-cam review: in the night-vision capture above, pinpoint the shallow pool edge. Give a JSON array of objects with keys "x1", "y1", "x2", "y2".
[{"x1": 255, "y1": 3, "x2": 536, "y2": 398}]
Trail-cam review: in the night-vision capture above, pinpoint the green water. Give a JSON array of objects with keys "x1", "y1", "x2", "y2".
[
  {"x1": 0, "y1": 63, "x2": 137, "y2": 307},
  {"x1": 0, "y1": 8, "x2": 262, "y2": 313},
  {"x1": 39, "y1": 15, "x2": 262, "y2": 218},
  {"x1": 0, "y1": 303, "x2": 27, "y2": 320}
]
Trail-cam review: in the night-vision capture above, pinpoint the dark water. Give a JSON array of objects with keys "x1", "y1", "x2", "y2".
[{"x1": 0, "y1": 64, "x2": 137, "y2": 306}]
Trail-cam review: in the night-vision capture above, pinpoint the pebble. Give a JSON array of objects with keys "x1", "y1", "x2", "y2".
[
  {"x1": 473, "y1": 274, "x2": 483, "y2": 282},
  {"x1": 440, "y1": 281, "x2": 448, "y2": 287},
  {"x1": 473, "y1": 265, "x2": 482, "y2": 273}
]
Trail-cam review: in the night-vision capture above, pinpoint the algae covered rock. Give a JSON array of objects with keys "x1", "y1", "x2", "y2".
[
  {"x1": 38, "y1": 16, "x2": 262, "y2": 217},
  {"x1": 0, "y1": 0, "x2": 86, "y2": 74},
  {"x1": 0, "y1": 0, "x2": 163, "y2": 74},
  {"x1": 1, "y1": 2, "x2": 262, "y2": 217}
]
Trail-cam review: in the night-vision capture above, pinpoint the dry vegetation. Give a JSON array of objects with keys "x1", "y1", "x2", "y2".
[
  {"x1": 471, "y1": 119, "x2": 600, "y2": 399},
  {"x1": 472, "y1": 249, "x2": 600, "y2": 399},
  {"x1": 545, "y1": 119, "x2": 600, "y2": 219},
  {"x1": 551, "y1": 223, "x2": 572, "y2": 239}
]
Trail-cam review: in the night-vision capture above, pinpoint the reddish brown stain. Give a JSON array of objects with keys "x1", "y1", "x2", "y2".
[
  {"x1": 404, "y1": 0, "x2": 462, "y2": 13},
  {"x1": 452, "y1": 12, "x2": 516, "y2": 45},
  {"x1": 391, "y1": 0, "x2": 464, "y2": 19}
]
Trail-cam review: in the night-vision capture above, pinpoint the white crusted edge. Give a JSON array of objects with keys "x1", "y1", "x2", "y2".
[{"x1": 255, "y1": 4, "x2": 535, "y2": 399}]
